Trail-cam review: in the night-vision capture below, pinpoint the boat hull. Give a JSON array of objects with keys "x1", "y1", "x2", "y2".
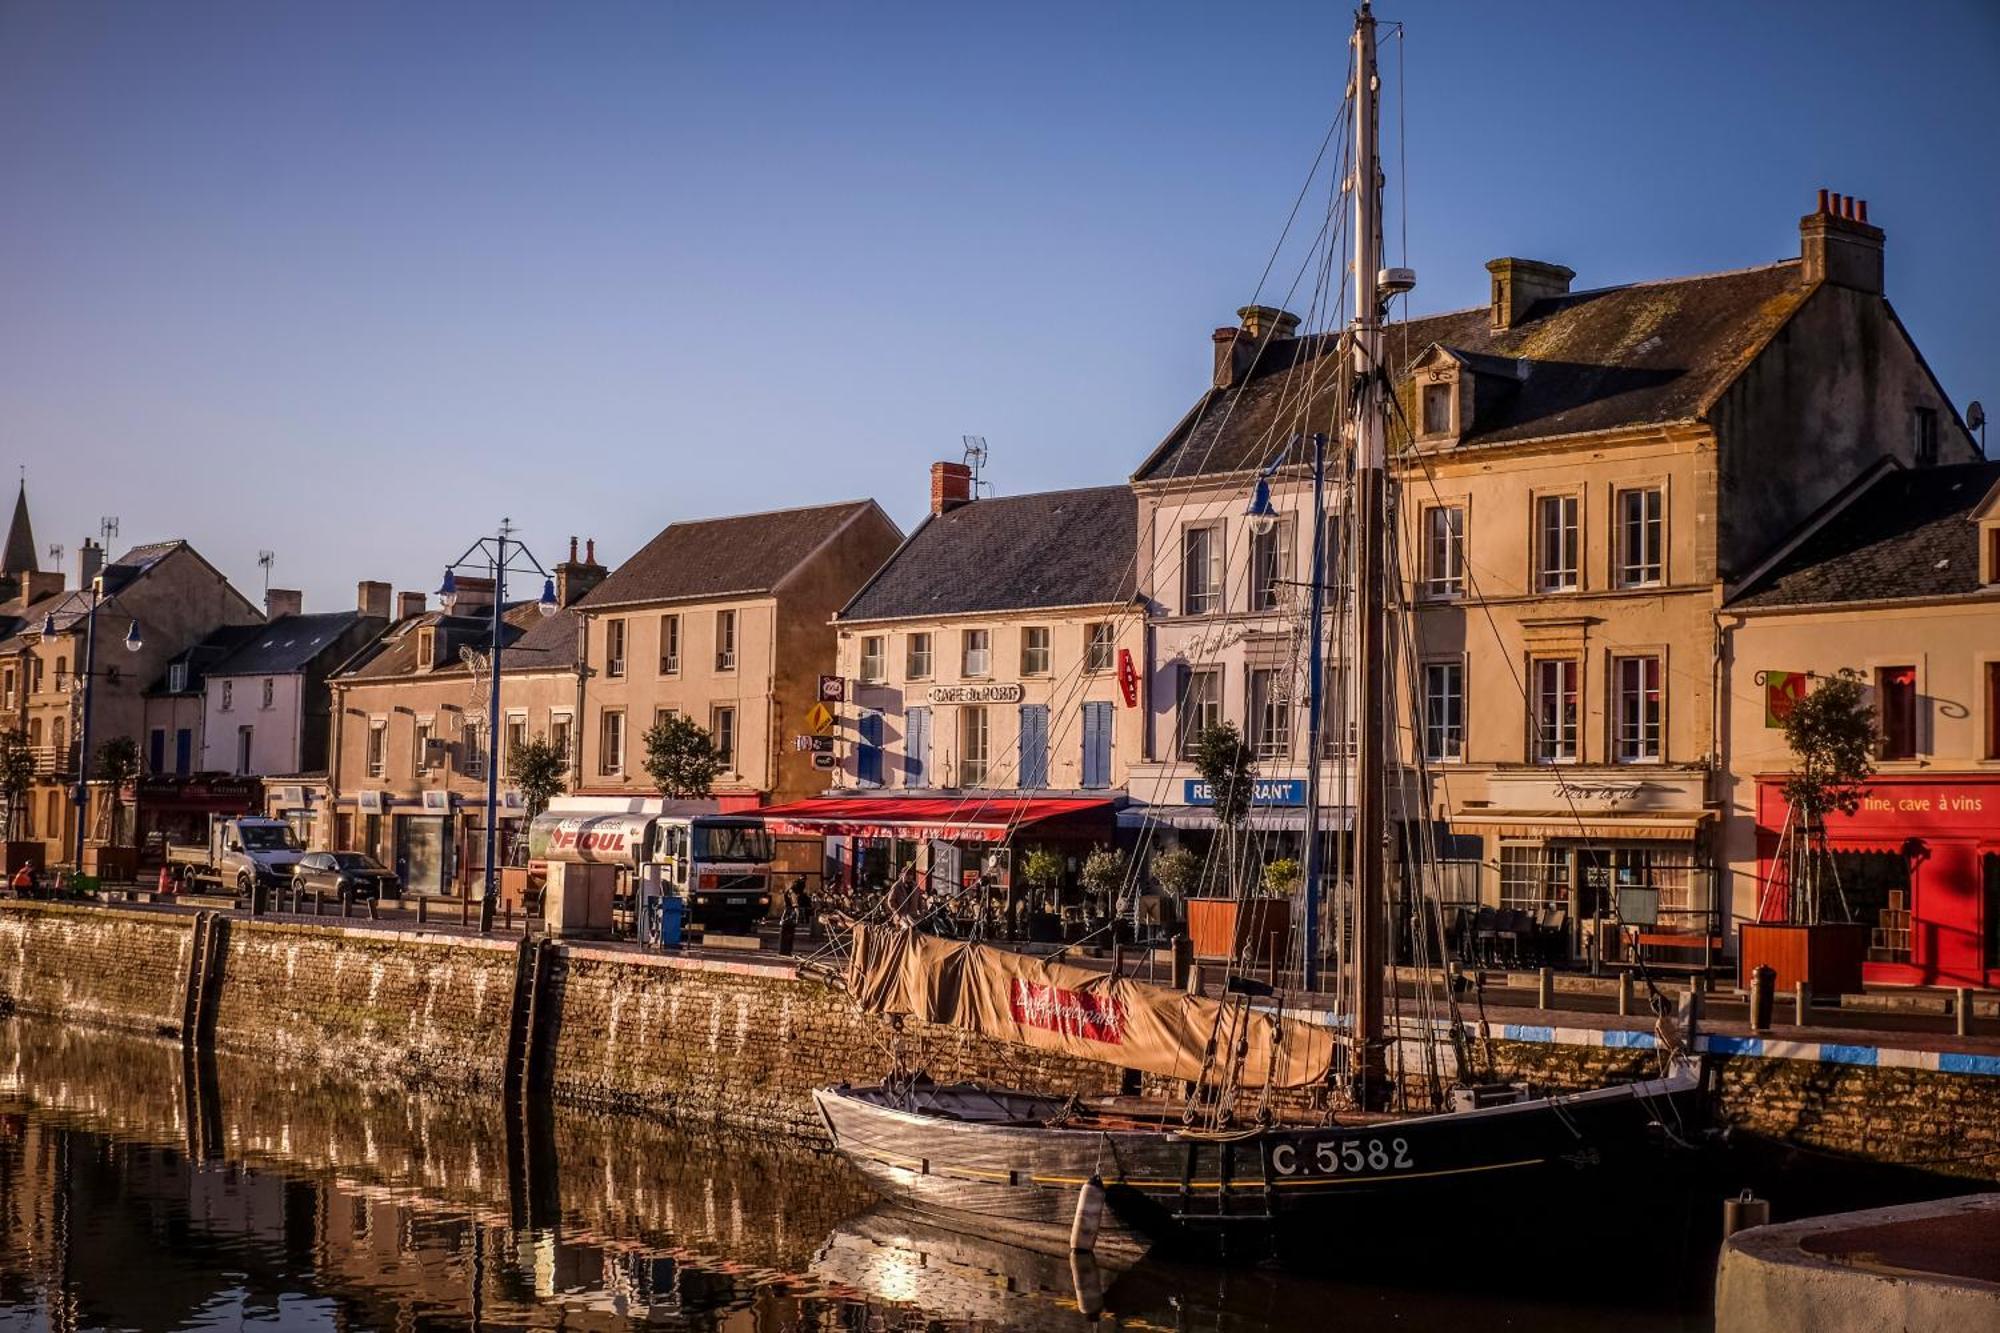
[{"x1": 814, "y1": 1065, "x2": 1704, "y2": 1244}]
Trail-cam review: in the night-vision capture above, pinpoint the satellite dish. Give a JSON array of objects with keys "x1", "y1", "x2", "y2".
[{"x1": 1967, "y1": 400, "x2": 1985, "y2": 431}]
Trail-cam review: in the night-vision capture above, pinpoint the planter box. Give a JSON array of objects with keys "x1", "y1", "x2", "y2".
[
  {"x1": 82, "y1": 845, "x2": 138, "y2": 883},
  {"x1": 1187, "y1": 897, "x2": 1293, "y2": 963},
  {"x1": 1738, "y1": 922, "x2": 1869, "y2": 996}
]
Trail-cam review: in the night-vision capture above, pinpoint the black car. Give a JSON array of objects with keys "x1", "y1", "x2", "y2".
[{"x1": 291, "y1": 852, "x2": 400, "y2": 902}]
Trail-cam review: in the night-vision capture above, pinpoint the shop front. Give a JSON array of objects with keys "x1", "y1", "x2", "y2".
[
  {"x1": 1446, "y1": 770, "x2": 1718, "y2": 966},
  {"x1": 132, "y1": 775, "x2": 263, "y2": 871},
  {"x1": 1754, "y1": 772, "x2": 2000, "y2": 989},
  {"x1": 758, "y1": 793, "x2": 1119, "y2": 939}
]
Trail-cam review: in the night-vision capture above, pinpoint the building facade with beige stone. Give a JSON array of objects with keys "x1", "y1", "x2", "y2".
[
  {"x1": 1124, "y1": 192, "x2": 1980, "y2": 960},
  {"x1": 571, "y1": 502, "x2": 902, "y2": 812}
]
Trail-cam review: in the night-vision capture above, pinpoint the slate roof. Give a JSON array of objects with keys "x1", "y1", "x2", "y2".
[
  {"x1": 3, "y1": 483, "x2": 36, "y2": 576},
  {"x1": 207, "y1": 611, "x2": 370, "y2": 676},
  {"x1": 336, "y1": 602, "x2": 580, "y2": 682},
  {"x1": 577, "y1": 501, "x2": 889, "y2": 610},
  {"x1": 1731, "y1": 461, "x2": 2000, "y2": 608},
  {"x1": 147, "y1": 624, "x2": 266, "y2": 696},
  {"x1": 1135, "y1": 260, "x2": 1811, "y2": 482},
  {"x1": 838, "y1": 486, "x2": 1136, "y2": 621}
]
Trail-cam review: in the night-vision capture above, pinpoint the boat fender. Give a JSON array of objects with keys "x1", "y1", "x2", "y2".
[
  {"x1": 1069, "y1": 1174, "x2": 1106, "y2": 1254},
  {"x1": 1069, "y1": 1250, "x2": 1106, "y2": 1317}
]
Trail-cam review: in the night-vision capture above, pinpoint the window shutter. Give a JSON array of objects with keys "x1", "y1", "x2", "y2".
[{"x1": 1019, "y1": 704, "x2": 1049, "y2": 789}]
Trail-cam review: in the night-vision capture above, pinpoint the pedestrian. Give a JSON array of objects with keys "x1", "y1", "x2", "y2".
[
  {"x1": 885, "y1": 862, "x2": 924, "y2": 926},
  {"x1": 9, "y1": 861, "x2": 33, "y2": 899}
]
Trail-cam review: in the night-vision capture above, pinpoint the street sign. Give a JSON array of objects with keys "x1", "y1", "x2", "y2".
[
  {"x1": 792, "y1": 734, "x2": 834, "y2": 753},
  {"x1": 811, "y1": 751, "x2": 838, "y2": 770},
  {"x1": 1764, "y1": 671, "x2": 1808, "y2": 728},
  {"x1": 806, "y1": 702, "x2": 836, "y2": 734},
  {"x1": 818, "y1": 675, "x2": 846, "y2": 703}
]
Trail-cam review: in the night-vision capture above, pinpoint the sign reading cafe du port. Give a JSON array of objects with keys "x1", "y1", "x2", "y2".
[{"x1": 927, "y1": 682, "x2": 1025, "y2": 704}]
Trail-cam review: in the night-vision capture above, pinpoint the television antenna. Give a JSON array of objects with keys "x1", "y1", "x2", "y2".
[
  {"x1": 46, "y1": 543, "x2": 63, "y2": 568},
  {"x1": 99, "y1": 516, "x2": 119, "y2": 548},
  {"x1": 258, "y1": 550, "x2": 276, "y2": 592},
  {"x1": 960, "y1": 434, "x2": 991, "y2": 499},
  {"x1": 1968, "y1": 400, "x2": 1986, "y2": 453}
]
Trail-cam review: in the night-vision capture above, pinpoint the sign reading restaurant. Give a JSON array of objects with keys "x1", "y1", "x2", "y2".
[
  {"x1": 928, "y1": 683, "x2": 1025, "y2": 704},
  {"x1": 1184, "y1": 778, "x2": 1307, "y2": 807}
]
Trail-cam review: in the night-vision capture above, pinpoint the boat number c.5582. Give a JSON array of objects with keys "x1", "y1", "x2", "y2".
[{"x1": 1269, "y1": 1137, "x2": 1413, "y2": 1177}]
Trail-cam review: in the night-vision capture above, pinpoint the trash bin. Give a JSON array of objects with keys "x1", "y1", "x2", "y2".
[
  {"x1": 1748, "y1": 963, "x2": 1776, "y2": 1032},
  {"x1": 658, "y1": 892, "x2": 685, "y2": 949}
]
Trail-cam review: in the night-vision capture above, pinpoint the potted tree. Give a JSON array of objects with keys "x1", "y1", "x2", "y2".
[
  {"x1": 0, "y1": 729, "x2": 37, "y2": 874},
  {"x1": 1739, "y1": 668, "x2": 1875, "y2": 995},
  {"x1": 83, "y1": 736, "x2": 140, "y2": 883},
  {"x1": 1184, "y1": 722, "x2": 1290, "y2": 964},
  {"x1": 501, "y1": 732, "x2": 569, "y2": 913},
  {"x1": 1019, "y1": 845, "x2": 1067, "y2": 942},
  {"x1": 1150, "y1": 844, "x2": 1199, "y2": 938},
  {"x1": 1078, "y1": 845, "x2": 1129, "y2": 943}
]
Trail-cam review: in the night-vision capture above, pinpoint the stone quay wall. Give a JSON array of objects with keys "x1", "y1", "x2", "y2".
[{"x1": 1, "y1": 903, "x2": 1994, "y2": 1180}]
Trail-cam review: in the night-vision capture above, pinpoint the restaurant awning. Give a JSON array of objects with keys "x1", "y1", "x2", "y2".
[
  {"x1": 1444, "y1": 811, "x2": 1711, "y2": 842},
  {"x1": 757, "y1": 795, "x2": 1115, "y2": 844}
]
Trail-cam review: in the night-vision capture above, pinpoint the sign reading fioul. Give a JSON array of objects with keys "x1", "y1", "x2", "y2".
[
  {"x1": 928, "y1": 683, "x2": 1025, "y2": 704},
  {"x1": 1184, "y1": 778, "x2": 1307, "y2": 807}
]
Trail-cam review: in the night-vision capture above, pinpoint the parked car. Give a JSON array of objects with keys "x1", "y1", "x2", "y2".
[{"x1": 291, "y1": 852, "x2": 400, "y2": 903}]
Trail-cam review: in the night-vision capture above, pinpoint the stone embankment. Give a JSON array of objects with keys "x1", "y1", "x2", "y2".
[{"x1": 2, "y1": 902, "x2": 1996, "y2": 1179}]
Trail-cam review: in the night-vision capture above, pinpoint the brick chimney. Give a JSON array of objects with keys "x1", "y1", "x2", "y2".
[
  {"x1": 1801, "y1": 188, "x2": 1884, "y2": 294},
  {"x1": 1214, "y1": 306, "x2": 1301, "y2": 389},
  {"x1": 1236, "y1": 305, "x2": 1300, "y2": 341},
  {"x1": 18, "y1": 570, "x2": 63, "y2": 610},
  {"x1": 554, "y1": 535, "x2": 608, "y2": 607},
  {"x1": 264, "y1": 588, "x2": 303, "y2": 621},
  {"x1": 931, "y1": 461, "x2": 973, "y2": 515},
  {"x1": 77, "y1": 538, "x2": 104, "y2": 589},
  {"x1": 396, "y1": 591, "x2": 426, "y2": 620},
  {"x1": 1486, "y1": 258, "x2": 1575, "y2": 330},
  {"x1": 447, "y1": 575, "x2": 495, "y2": 616},
  {"x1": 357, "y1": 580, "x2": 392, "y2": 620}
]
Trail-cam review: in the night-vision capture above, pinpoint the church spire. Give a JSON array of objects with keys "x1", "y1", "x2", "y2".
[{"x1": 3, "y1": 479, "x2": 38, "y2": 578}]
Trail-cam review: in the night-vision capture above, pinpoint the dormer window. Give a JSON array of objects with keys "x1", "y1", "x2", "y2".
[
  {"x1": 1422, "y1": 381, "x2": 1453, "y2": 435},
  {"x1": 1982, "y1": 521, "x2": 2000, "y2": 586},
  {"x1": 1409, "y1": 354, "x2": 1462, "y2": 444},
  {"x1": 417, "y1": 626, "x2": 438, "y2": 671}
]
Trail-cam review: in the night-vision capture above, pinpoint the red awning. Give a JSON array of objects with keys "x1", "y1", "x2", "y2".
[{"x1": 757, "y1": 795, "x2": 1113, "y2": 844}]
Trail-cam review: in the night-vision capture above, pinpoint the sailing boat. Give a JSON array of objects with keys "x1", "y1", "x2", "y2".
[{"x1": 813, "y1": 3, "x2": 1703, "y2": 1247}]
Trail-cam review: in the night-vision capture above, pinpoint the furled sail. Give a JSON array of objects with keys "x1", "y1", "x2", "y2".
[{"x1": 848, "y1": 925, "x2": 1336, "y2": 1090}]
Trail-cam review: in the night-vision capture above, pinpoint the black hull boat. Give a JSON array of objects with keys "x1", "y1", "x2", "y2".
[{"x1": 814, "y1": 1061, "x2": 1703, "y2": 1244}]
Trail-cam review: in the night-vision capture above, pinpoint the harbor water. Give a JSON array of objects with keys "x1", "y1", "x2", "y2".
[{"x1": 0, "y1": 1016, "x2": 1966, "y2": 1332}]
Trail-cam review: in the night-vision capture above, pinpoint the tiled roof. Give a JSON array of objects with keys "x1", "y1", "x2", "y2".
[
  {"x1": 1135, "y1": 261, "x2": 1811, "y2": 482},
  {"x1": 1731, "y1": 461, "x2": 2000, "y2": 608},
  {"x1": 839, "y1": 486, "x2": 1136, "y2": 621},
  {"x1": 207, "y1": 611, "x2": 371, "y2": 676},
  {"x1": 577, "y1": 501, "x2": 890, "y2": 610},
  {"x1": 146, "y1": 624, "x2": 266, "y2": 695},
  {"x1": 336, "y1": 602, "x2": 579, "y2": 682}
]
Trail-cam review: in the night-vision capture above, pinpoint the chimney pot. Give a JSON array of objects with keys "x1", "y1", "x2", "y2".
[
  {"x1": 569, "y1": 536, "x2": 578, "y2": 562},
  {"x1": 1799, "y1": 190, "x2": 1884, "y2": 294},
  {"x1": 1235, "y1": 305, "x2": 1302, "y2": 342},
  {"x1": 930, "y1": 461, "x2": 973, "y2": 515},
  {"x1": 585, "y1": 538, "x2": 595, "y2": 564},
  {"x1": 1816, "y1": 187, "x2": 1830, "y2": 214},
  {"x1": 554, "y1": 537, "x2": 608, "y2": 607},
  {"x1": 77, "y1": 538, "x2": 104, "y2": 589},
  {"x1": 396, "y1": 591, "x2": 426, "y2": 620}
]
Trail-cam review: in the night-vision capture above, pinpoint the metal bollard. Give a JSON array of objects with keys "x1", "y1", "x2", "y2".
[
  {"x1": 1748, "y1": 965, "x2": 1774, "y2": 1033},
  {"x1": 1957, "y1": 988, "x2": 1973, "y2": 1038},
  {"x1": 1794, "y1": 981, "x2": 1811, "y2": 1027},
  {"x1": 341, "y1": 896, "x2": 352, "y2": 919},
  {"x1": 1170, "y1": 934, "x2": 1193, "y2": 991},
  {"x1": 1722, "y1": 1190, "x2": 1771, "y2": 1237},
  {"x1": 460, "y1": 897, "x2": 470, "y2": 927},
  {"x1": 1537, "y1": 966, "x2": 1554, "y2": 1010},
  {"x1": 417, "y1": 897, "x2": 427, "y2": 925},
  {"x1": 367, "y1": 897, "x2": 378, "y2": 921},
  {"x1": 1617, "y1": 971, "x2": 1633, "y2": 1016}
]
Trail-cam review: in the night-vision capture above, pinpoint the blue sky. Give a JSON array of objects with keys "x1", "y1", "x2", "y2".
[{"x1": 3, "y1": 0, "x2": 1995, "y2": 610}]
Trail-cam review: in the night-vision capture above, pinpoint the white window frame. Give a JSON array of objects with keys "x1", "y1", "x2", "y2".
[
  {"x1": 366, "y1": 717, "x2": 388, "y2": 779},
  {"x1": 958, "y1": 705, "x2": 989, "y2": 786},
  {"x1": 1536, "y1": 492, "x2": 1579, "y2": 593},
  {"x1": 1612, "y1": 655, "x2": 1663, "y2": 764},
  {"x1": 1422, "y1": 659, "x2": 1465, "y2": 763},
  {"x1": 1614, "y1": 487, "x2": 1664, "y2": 588},
  {"x1": 261, "y1": 677, "x2": 275, "y2": 710},
  {"x1": 1179, "y1": 666, "x2": 1222, "y2": 759},
  {"x1": 1423, "y1": 505, "x2": 1466, "y2": 599},
  {"x1": 711, "y1": 704, "x2": 736, "y2": 769},
  {"x1": 961, "y1": 628, "x2": 991, "y2": 678},
  {"x1": 1249, "y1": 518, "x2": 1292, "y2": 613},
  {"x1": 715, "y1": 609, "x2": 737, "y2": 672},
  {"x1": 859, "y1": 635, "x2": 887, "y2": 683},
  {"x1": 659, "y1": 614, "x2": 680, "y2": 674},
  {"x1": 1247, "y1": 667, "x2": 1291, "y2": 762},
  {"x1": 1182, "y1": 523, "x2": 1223, "y2": 616},
  {"x1": 604, "y1": 618, "x2": 626, "y2": 678},
  {"x1": 1531, "y1": 658, "x2": 1580, "y2": 764},
  {"x1": 549, "y1": 710, "x2": 574, "y2": 773},
  {"x1": 1084, "y1": 623, "x2": 1114, "y2": 673},
  {"x1": 1020, "y1": 626, "x2": 1051, "y2": 676},
  {"x1": 906, "y1": 632, "x2": 933, "y2": 681},
  {"x1": 503, "y1": 710, "x2": 528, "y2": 778},
  {"x1": 599, "y1": 709, "x2": 625, "y2": 777}
]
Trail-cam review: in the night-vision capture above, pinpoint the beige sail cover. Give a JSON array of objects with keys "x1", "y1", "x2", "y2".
[{"x1": 848, "y1": 925, "x2": 1335, "y2": 1090}]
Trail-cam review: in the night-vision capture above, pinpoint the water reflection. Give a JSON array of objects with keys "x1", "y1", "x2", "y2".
[{"x1": 0, "y1": 1018, "x2": 1727, "y2": 1331}]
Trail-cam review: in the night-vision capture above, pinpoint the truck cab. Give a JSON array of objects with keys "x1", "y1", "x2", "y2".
[{"x1": 654, "y1": 816, "x2": 775, "y2": 927}]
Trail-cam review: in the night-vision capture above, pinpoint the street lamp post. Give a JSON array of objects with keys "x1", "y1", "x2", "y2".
[
  {"x1": 44, "y1": 582, "x2": 144, "y2": 874},
  {"x1": 438, "y1": 520, "x2": 558, "y2": 932}
]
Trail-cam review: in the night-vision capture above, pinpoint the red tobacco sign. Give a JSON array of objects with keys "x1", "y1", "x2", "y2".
[{"x1": 1117, "y1": 648, "x2": 1139, "y2": 708}]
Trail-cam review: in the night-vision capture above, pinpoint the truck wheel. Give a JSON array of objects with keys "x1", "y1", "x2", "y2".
[{"x1": 237, "y1": 872, "x2": 252, "y2": 897}]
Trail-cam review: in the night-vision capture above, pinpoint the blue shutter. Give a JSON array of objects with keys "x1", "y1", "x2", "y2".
[
  {"x1": 1019, "y1": 705, "x2": 1049, "y2": 789},
  {"x1": 857, "y1": 709, "x2": 884, "y2": 786},
  {"x1": 1081, "y1": 702, "x2": 1112, "y2": 789},
  {"x1": 147, "y1": 729, "x2": 165, "y2": 775},
  {"x1": 174, "y1": 729, "x2": 193, "y2": 776},
  {"x1": 905, "y1": 707, "x2": 929, "y2": 787}
]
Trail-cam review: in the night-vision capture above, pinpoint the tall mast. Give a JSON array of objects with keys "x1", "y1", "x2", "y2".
[{"x1": 1347, "y1": 0, "x2": 1390, "y2": 1107}]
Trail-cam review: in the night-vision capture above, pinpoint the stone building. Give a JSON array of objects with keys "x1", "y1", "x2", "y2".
[
  {"x1": 1722, "y1": 458, "x2": 2000, "y2": 988},
  {"x1": 323, "y1": 542, "x2": 605, "y2": 895},
  {"x1": 764, "y1": 466, "x2": 1138, "y2": 890},
  {"x1": 0, "y1": 535, "x2": 261, "y2": 868},
  {"x1": 195, "y1": 587, "x2": 387, "y2": 778},
  {"x1": 570, "y1": 501, "x2": 901, "y2": 812},
  {"x1": 1125, "y1": 191, "x2": 1979, "y2": 957}
]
